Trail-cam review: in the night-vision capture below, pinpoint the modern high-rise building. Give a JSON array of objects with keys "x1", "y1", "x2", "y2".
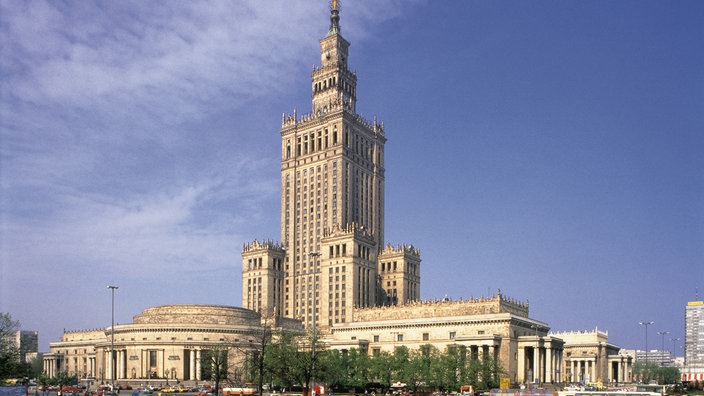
[
  {"x1": 242, "y1": 3, "x2": 420, "y2": 330},
  {"x1": 685, "y1": 300, "x2": 703, "y2": 365},
  {"x1": 6, "y1": 330, "x2": 39, "y2": 363},
  {"x1": 681, "y1": 299, "x2": 704, "y2": 382}
]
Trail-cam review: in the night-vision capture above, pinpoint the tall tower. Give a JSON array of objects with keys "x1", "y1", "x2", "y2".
[
  {"x1": 685, "y1": 299, "x2": 704, "y2": 365},
  {"x1": 243, "y1": 2, "x2": 420, "y2": 330}
]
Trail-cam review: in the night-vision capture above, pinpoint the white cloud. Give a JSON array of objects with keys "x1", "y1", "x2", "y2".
[{"x1": 0, "y1": 0, "x2": 423, "y2": 309}]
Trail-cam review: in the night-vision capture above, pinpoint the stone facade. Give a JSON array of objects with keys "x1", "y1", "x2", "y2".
[
  {"x1": 241, "y1": 0, "x2": 420, "y2": 331},
  {"x1": 43, "y1": 4, "x2": 636, "y2": 391},
  {"x1": 43, "y1": 305, "x2": 302, "y2": 387},
  {"x1": 325, "y1": 293, "x2": 565, "y2": 385},
  {"x1": 551, "y1": 329, "x2": 632, "y2": 384},
  {"x1": 235, "y1": 4, "x2": 634, "y2": 388}
]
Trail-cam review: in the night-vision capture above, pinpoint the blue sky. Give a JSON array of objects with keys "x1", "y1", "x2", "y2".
[{"x1": 1, "y1": 0, "x2": 702, "y2": 354}]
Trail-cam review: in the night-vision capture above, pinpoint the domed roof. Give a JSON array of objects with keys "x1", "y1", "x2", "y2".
[{"x1": 133, "y1": 304, "x2": 261, "y2": 326}]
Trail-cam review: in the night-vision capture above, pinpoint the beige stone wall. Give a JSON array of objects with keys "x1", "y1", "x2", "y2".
[
  {"x1": 45, "y1": 304, "x2": 299, "y2": 387},
  {"x1": 550, "y1": 329, "x2": 628, "y2": 384},
  {"x1": 59, "y1": 329, "x2": 106, "y2": 343},
  {"x1": 134, "y1": 304, "x2": 260, "y2": 326},
  {"x1": 353, "y1": 294, "x2": 529, "y2": 322}
]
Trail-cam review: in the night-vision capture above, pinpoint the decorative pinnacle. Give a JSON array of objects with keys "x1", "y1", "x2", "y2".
[{"x1": 329, "y1": 0, "x2": 340, "y2": 35}]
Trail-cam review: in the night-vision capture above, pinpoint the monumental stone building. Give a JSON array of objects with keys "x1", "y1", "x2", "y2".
[
  {"x1": 241, "y1": 2, "x2": 421, "y2": 331},
  {"x1": 239, "y1": 4, "x2": 564, "y2": 386},
  {"x1": 325, "y1": 293, "x2": 566, "y2": 385},
  {"x1": 43, "y1": 305, "x2": 301, "y2": 386},
  {"x1": 551, "y1": 329, "x2": 633, "y2": 384},
  {"x1": 44, "y1": 3, "x2": 633, "y2": 389}
]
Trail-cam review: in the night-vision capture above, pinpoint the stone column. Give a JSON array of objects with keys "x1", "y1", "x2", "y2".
[
  {"x1": 196, "y1": 350, "x2": 201, "y2": 381},
  {"x1": 141, "y1": 350, "x2": 147, "y2": 379},
  {"x1": 159, "y1": 349, "x2": 164, "y2": 378},
  {"x1": 517, "y1": 347, "x2": 525, "y2": 383},
  {"x1": 106, "y1": 350, "x2": 112, "y2": 382},
  {"x1": 545, "y1": 347, "x2": 553, "y2": 383},
  {"x1": 121, "y1": 350, "x2": 126, "y2": 379},
  {"x1": 533, "y1": 347, "x2": 540, "y2": 383},
  {"x1": 190, "y1": 350, "x2": 196, "y2": 381},
  {"x1": 117, "y1": 350, "x2": 122, "y2": 379}
]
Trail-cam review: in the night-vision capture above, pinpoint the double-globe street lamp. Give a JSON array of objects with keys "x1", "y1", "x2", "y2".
[{"x1": 108, "y1": 285, "x2": 119, "y2": 393}]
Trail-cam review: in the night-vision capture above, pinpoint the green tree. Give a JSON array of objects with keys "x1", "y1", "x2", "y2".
[
  {"x1": 432, "y1": 345, "x2": 468, "y2": 391},
  {"x1": 369, "y1": 350, "x2": 396, "y2": 389},
  {"x1": 249, "y1": 311, "x2": 276, "y2": 395},
  {"x1": 28, "y1": 354, "x2": 44, "y2": 378},
  {"x1": 320, "y1": 348, "x2": 370, "y2": 391},
  {"x1": 319, "y1": 349, "x2": 347, "y2": 391},
  {"x1": 477, "y1": 350, "x2": 503, "y2": 390},
  {"x1": 265, "y1": 329, "x2": 321, "y2": 396},
  {"x1": 395, "y1": 345, "x2": 437, "y2": 394},
  {"x1": 633, "y1": 361, "x2": 660, "y2": 384},
  {"x1": 200, "y1": 347, "x2": 229, "y2": 395},
  {"x1": 656, "y1": 366, "x2": 680, "y2": 385},
  {"x1": 0, "y1": 312, "x2": 22, "y2": 380}
]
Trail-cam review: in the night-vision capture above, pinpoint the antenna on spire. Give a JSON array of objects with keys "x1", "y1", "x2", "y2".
[{"x1": 328, "y1": 0, "x2": 341, "y2": 35}]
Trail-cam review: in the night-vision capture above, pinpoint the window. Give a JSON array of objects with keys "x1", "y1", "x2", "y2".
[
  {"x1": 449, "y1": 331, "x2": 456, "y2": 339},
  {"x1": 397, "y1": 333, "x2": 403, "y2": 342},
  {"x1": 373, "y1": 335, "x2": 379, "y2": 342},
  {"x1": 422, "y1": 333, "x2": 429, "y2": 341}
]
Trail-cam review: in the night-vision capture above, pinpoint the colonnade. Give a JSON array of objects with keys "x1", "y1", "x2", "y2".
[
  {"x1": 42, "y1": 354, "x2": 96, "y2": 379},
  {"x1": 567, "y1": 358, "x2": 596, "y2": 383},
  {"x1": 466, "y1": 344, "x2": 498, "y2": 360},
  {"x1": 517, "y1": 343, "x2": 563, "y2": 384},
  {"x1": 42, "y1": 355, "x2": 63, "y2": 378},
  {"x1": 612, "y1": 357, "x2": 632, "y2": 383},
  {"x1": 103, "y1": 348, "x2": 203, "y2": 381}
]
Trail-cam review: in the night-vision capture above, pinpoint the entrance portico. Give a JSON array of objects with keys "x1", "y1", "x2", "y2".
[{"x1": 517, "y1": 335, "x2": 564, "y2": 384}]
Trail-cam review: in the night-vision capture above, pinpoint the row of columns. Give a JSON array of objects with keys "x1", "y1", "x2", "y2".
[
  {"x1": 42, "y1": 355, "x2": 97, "y2": 379},
  {"x1": 517, "y1": 343, "x2": 563, "y2": 384},
  {"x1": 103, "y1": 349, "x2": 203, "y2": 381},
  {"x1": 468, "y1": 344, "x2": 498, "y2": 359},
  {"x1": 43, "y1": 356, "x2": 63, "y2": 378},
  {"x1": 567, "y1": 358, "x2": 596, "y2": 383},
  {"x1": 189, "y1": 350, "x2": 202, "y2": 381},
  {"x1": 612, "y1": 358, "x2": 632, "y2": 383}
]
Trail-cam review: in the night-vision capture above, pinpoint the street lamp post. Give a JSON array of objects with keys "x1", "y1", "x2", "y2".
[
  {"x1": 657, "y1": 331, "x2": 669, "y2": 365},
  {"x1": 638, "y1": 321, "x2": 654, "y2": 383},
  {"x1": 108, "y1": 285, "x2": 119, "y2": 393},
  {"x1": 308, "y1": 252, "x2": 320, "y2": 396},
  {"x1": 671, "y1": 338, "x2": 680, "y2": 359}
]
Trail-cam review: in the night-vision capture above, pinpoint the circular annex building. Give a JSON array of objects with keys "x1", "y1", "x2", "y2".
[{"x1": 44, "y1": 304, "x2": 302, "y2": 386}]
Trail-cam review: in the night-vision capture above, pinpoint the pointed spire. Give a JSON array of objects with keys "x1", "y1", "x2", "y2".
[{"x1": 328, "y1": 0, "x2": 341, "y2": 36}]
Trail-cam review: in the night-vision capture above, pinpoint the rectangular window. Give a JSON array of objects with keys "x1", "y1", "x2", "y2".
[{"x1": 422, "y1": 333, "x2": 429, "y2": 341}]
